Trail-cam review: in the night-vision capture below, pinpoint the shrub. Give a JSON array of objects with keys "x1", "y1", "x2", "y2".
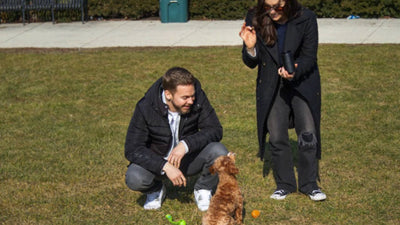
[
  {"x1": 88, "y1": 0, "x2": 159, "y2": 19},
  {"x1": 301, "y1": 0, "x2": 400, "y2": 18},
  {"x1": 189, "y1": 0, "x2": 255, "y2": 20}
]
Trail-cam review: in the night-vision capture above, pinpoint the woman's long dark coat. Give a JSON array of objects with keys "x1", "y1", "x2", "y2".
[{"x1": 242, "y1": 8, "x2": 322, "y2": 161}]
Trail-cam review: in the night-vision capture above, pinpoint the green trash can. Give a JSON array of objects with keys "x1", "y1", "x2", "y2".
[{"x1": 159, "y1": 0, "x2": 188, "y2": 23}]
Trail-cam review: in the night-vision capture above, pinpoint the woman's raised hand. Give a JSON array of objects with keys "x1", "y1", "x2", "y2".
[{"x1": 239, "y1": 22, "x2": 257, "y2": 49}]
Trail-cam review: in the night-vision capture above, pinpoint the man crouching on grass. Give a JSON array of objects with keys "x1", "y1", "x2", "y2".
[{"x1": 124, "y1": 67, "x2": 228, "y2": 211}]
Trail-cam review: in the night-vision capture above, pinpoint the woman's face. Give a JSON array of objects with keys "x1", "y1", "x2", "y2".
[{"x1": 264, "y1": 0, "x2": 286, "y2": 23}]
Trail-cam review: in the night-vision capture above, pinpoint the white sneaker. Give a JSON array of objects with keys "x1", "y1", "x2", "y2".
[
  {"x1": 194, "y1": 189, "x2": 212, "y2": 211},
  {"x1": 143, "y1": 184, "x2": 166, "y2": 210},
  {"x1": 308, "y1": 189, "x2": 326, "y2": 201},
  {"x1": 270, "y1": 189, "x2": 289, "y2": 200}
]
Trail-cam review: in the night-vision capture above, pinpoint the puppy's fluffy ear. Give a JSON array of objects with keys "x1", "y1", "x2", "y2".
[
  {"x1": 227, "y1": 160, "x2": 239, "y2": 175},
  {"x1": 210, "y1": 155, "x2": 224, "y2": 174},
  {"x1": 227, "y1": 152, "x2": 236, "y2": 163}
]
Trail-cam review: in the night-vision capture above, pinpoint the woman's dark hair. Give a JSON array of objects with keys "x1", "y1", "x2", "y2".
[
  {"x1": 253, "y1": 0, "x2": 302, "y2": 46},
  {"x1": 162, "y1": 67, "x2": 195, "y2": 94}
]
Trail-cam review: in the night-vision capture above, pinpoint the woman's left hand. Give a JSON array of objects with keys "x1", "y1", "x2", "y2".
[{"x1": 278, "y1": 64, "x2": 297, "y2": 80}]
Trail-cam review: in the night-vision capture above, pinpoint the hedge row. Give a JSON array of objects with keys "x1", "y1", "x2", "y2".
[
  {"x1": 1, "y1": 0, "x2": 399, "y2": 23},
  {"x1": 88, "y1": 0, "x2": 159, "y2": 19},
  {"x1": 301, "y1": 0, "x2": 400, "y2": 18},
  {"x1": 87, "y1": 0, "x2": 400, "y2": 19},
  {"x1": 87, "y1": 0, "x2": 254, "y2": 20}
]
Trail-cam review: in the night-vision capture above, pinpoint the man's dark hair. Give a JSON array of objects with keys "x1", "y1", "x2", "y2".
[{"x1": 162, "y1": 67, "x2": 195, "y2": 93}]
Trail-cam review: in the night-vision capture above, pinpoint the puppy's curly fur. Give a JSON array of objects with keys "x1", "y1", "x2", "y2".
[{"x1": 202, "y1": 153, "x2": 243, "y2": 225}]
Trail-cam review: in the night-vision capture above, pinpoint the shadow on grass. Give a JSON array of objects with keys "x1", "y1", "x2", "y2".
[{"x1": 135, "y1": 174, "x2": 201, "y2": 206}]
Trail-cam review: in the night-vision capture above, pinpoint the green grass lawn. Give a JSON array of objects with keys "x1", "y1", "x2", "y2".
[{"x1": 1, "y1": 45, "x2": 399, "y2": 225}]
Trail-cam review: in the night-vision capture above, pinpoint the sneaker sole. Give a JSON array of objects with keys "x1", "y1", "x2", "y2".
[
  {"x1": 310, "y1": 196, "x2": 326, "y2": 201},
  {"x1": 270, "y1": 195, "x2": 287, "y2": 200},
  {"x1": 309, "y1": 194, "x2": 326, "y2": 201}
]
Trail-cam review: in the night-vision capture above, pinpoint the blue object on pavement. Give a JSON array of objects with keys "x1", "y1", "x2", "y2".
[{"x1": 347, "y1": 15, "x2": 360, "y2": 19}]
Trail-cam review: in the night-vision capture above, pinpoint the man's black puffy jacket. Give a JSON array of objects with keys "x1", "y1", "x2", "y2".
[{"x1": 124, "y1": 77, "x2": 223, "y2": 175}]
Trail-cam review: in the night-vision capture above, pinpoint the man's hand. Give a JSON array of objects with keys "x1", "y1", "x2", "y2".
[
  {"x1": 167, "y1": 142, "x2": 186, "y2": 168},
  {"x1": 162, "y1": 162, "x2": 187, "y2": 187}
]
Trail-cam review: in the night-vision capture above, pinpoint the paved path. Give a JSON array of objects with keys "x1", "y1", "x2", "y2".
[{"x1": 0, "y1": 19, "x2": 399, "y2": 48}]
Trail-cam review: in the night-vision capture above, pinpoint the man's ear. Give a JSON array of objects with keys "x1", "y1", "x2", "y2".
[{"x1": 165, "y1": 90, "x2": 173, "y2": 101}]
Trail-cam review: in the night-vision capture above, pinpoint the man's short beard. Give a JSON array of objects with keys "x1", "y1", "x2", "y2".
[{"x1": 171, "y1": 100, "x2": 191, "y2": 114}]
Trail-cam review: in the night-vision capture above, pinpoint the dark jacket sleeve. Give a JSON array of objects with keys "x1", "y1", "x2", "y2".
[
  {"x1": 242, "y1": 44, "x2": 259, "y2": 69},
  {"x1": 124, "y1": 100, "x2": 167, "y2": 175},
  {"x1": 182, "y1": 90, "x2": 223, "y2": 154},
  {"x1": 293, "y1": 10, "x2": 319, "y2": 80}
]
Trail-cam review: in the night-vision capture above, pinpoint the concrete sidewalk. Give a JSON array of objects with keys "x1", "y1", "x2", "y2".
[{"x1": 0, "y1": 18, "x2": 399, "y2": 48}]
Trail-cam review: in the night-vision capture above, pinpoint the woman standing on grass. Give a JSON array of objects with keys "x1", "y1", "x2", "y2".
[{"x1": 239, "y1": 0, "x2": 326, "y2": 201}]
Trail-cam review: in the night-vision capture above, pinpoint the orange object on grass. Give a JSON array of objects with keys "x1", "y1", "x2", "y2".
[{"x1": 251, "y1": 209, "x2": 260, "y2": 218}]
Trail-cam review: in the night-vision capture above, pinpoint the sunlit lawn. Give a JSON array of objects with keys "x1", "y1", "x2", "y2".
[{"x1": 0, "y1": 45, "x2": 399, "y2": 224}]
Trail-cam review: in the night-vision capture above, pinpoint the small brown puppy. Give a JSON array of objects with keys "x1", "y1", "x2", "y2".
[{"x1": 202, "y1": 153, "x2": 243, "y2": 225}]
